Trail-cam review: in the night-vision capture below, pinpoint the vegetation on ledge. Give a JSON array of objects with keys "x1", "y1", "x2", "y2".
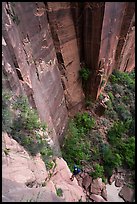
[
  {"x1": 62, "y1": 69, "x2": 135, "y2": 183},
  {"x1": 2, "y1": 90, "x2": 53, "y2": 170}
]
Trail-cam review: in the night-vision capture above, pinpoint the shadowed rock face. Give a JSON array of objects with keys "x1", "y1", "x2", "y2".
[{"x1": 2, "y1": 2, "x2": 135, "y2": 143}]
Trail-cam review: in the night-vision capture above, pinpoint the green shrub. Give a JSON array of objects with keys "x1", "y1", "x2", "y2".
[
  {"x1": 110, "y1": 69, "x2": 135, "y2": 90},
  {"x1": 62, "y1": 119, "x2": 91, "y2": 171},
  {"x1": 100, "y1": 143, "x2": 122, "y2": 177},
  {"x1": 100, "y1": 118, "x2": 110, "y2": 127},
  {"x1": 98, "y1": 93, "x2": 104, "y2": 100},
  {"x1": 107, "y1": 121, "x2": 127, "y2": 145},
  {"x1": 2, "y1": 91, "x2": 53, "y2": 167},
  {"x1": 91, "y1": 147, "x2": 101, "y2": 161},
  {"x1": 56, "y1": 188, "x2": 63, "y2": 197},
  {"x1": 74, "y1": 112, "x2": 95, "y2": 134},
  {"x1": 91, "y1": 164, "x2": 105, "y2": 179},
  {"x1": 105, "y1": 109, "x2": 118, "y2": 121},
  {"x1": 10, "y1": 95, "x2": 49, "y2": 156},
  {"x1": 85, "y1": 97, "x2": 93, "y2": 108},
  {"x1": 108, "y1": 92, "x2": 114, "y2": 101},
  {"x1": 112, "y1": 84, "x2": 125, "y2": 95},
  {"x1": 128, "y1": 119, "x2": 135, "y2": 136},
  {"x1": 110, "y1": 74, "x2": 118, "y2": 84},
  {"x1": 121, "y1": 137, "x2": 135, "y2": 170},
  {"x1": 105, "y1": 100, "x2": 113, "y2": 110},
  {"x1": 122, "y1": 95, "x2": 129, "y2": 104},
  {"x1": 44, "y1": 160, "x2": 54, "y2": 170},
  {"x1": 116, "y1": 104, "x2": 131, "y2": 121},
  {"x1": 79, "y1": 67, "x2": 90, "y2": 81}
]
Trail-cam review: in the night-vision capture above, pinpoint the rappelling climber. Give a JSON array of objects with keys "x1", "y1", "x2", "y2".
[{"x1": 70, "y1": 165, "x2": 81, "y2": 181}]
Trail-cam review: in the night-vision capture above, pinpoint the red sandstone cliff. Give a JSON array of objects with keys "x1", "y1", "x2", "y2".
[{"x1": 2, "y1": 2, "x2": 135, "y2": 142}]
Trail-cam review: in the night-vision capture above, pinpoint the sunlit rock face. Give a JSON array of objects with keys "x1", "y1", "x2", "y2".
[
  {"x1": 2, "y1": 2, "x2": 135, "y2": 143},
  {"x1": 2, "y1": 132, "x2": 86, "y2": 202}
]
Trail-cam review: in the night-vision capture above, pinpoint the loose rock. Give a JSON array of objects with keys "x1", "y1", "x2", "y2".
[
  {"x1": 90, "y1": 178, "x2": 103, "y2": 195},
  {"x1": 119, "y1": 185, "x2": 134, "y2": 202},
  {"x1": 82, "y1": 174, "x2": 92, "y2": 190},
  {"x1": 90, "y1": 194, "x2": 106, "y2": 202}
]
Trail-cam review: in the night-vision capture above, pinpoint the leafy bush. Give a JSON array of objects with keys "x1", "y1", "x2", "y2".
[
  {"x1": 105, "y1": 109, "x2": 118, "y2": 120},
  {"x1": 100, "y1": 118, "x2": 110, "y2": 127},
  {"x1": 115, "y1": 104, "x2": 131, "y2": 121},
  {"x1": 110, "y1": 69, "x2": 135, "y2": 90},
  {"x1": 74, "y1": 112, "x2": 95, "y2": 134},
  {"x1": 109, "y1": 74, "x2": 118, "y2": 83},
  {"x1": 108, "y1": 92, "x2": 114, "y2": 101},
  {"x1": 107, "y1": 120, "x2": 135, "y2": 171},
  {"x1": 122, "y1": 95, "x2": 129, "y2": 104},
  {"x1": 98, "y1": 93, "x2": 104, "y2": 100},
  {"x1": 105, "y1": 100, "x2": 113, "y2": 110},
  {"x1": 107, "y1": 121, "x2": 127, "y2": 145},
  {"x1": 2, "y1": 91, "x2": 53, "y2": 168},
  {"x1": 91, "y1": 147, "x2": 101, "y2": 161},
  {"x1": 79, "y1": 67, "x2": 90, "y2": 81},
  {"x1": 85, "y1": 97, "x2": 93, "y2": 108},
  {"x1": 112, "y1": 84, "x2": 125, "y2": 95},
  {"x1": 121, "y1": 137, "x2": 135, "y2": 170},
  {"x1": 56, "y1": 188, "x2": 63, "y2": 197},
  {"x1": 62, "y1": 119, "x2": 91, "y2": 171},
  {"x1": 128, "y1": 119, "x2": 135, "y2": 136},
  {"x1": 10, "y1": 95, "x2": 49, "y2": 156},
  {"x1": 101, "y1": 143, "x2": 122, "y2": 177},
  {"x1": 91, "y1": 164, "x2": 105, "y2": 179}
]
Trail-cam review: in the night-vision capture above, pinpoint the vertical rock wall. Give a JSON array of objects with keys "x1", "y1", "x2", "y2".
[
  {"x1": 72, "y1": 2, "x2": 135, "y2": 100},
  {"x1": 2, "y1": 2, "x2": 135, "y2": 144},
  {"x1": 45, "y1": 2, "x2": 85, "y2": 115},
  {"x1": 2, "y1": 2, "x2": 69, "y2": 144}
]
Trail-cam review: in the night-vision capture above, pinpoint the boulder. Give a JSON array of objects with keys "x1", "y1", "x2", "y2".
[
  {"x1": 79, "y1": 172, "x2": 87, "y2": 178},
  {"x1": 82, "y1": 174, "x2": 92, "y2": 190},
  {"x1": 115, "y1": 93, "x2": 121, "y2": 98},
  {"x1": 90, "y1": 178, "x2": 103, "y2": 195},
  {"x1": 90, "y1": 194, "x2": 106, "y2": 202},
  {"x1": 84, "y1": 167, "x2": 92, "y2": 173},
  {"x1": 119, "y1": 185, "x2": 134, "y2": 202}
]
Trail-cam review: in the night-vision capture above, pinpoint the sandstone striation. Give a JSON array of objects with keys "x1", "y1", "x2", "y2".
[
  {"x1": 2, "y1": 132, "x2": 86, "y2": 202},
  {"x1": 2, "y1": 2, "x2": 135, "y2": 144}
]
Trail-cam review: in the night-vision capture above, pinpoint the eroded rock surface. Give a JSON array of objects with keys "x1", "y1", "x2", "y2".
[
  {"x1": 2, "y1": 132, "x2": 86, "y2": 202},
  {"x1": 119, "y1": 185, "x2": 134, "y2": 202}
]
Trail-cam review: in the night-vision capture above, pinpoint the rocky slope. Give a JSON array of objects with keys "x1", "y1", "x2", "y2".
[
  {"x1": 3, "y1": 130, "x2": 134, "y2": 202},
  {"x1": 2, "y1": 132, "x2": 86, "y2": 202}
]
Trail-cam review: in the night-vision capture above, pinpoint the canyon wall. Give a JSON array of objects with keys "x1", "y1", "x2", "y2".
[{"x1": 2, "y1": 2, "x2": 135, "y2": 143}]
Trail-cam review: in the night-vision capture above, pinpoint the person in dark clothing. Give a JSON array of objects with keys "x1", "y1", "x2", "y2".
[{"x1": 70, "y1": 165, "x2": 81, "y2": 181}]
